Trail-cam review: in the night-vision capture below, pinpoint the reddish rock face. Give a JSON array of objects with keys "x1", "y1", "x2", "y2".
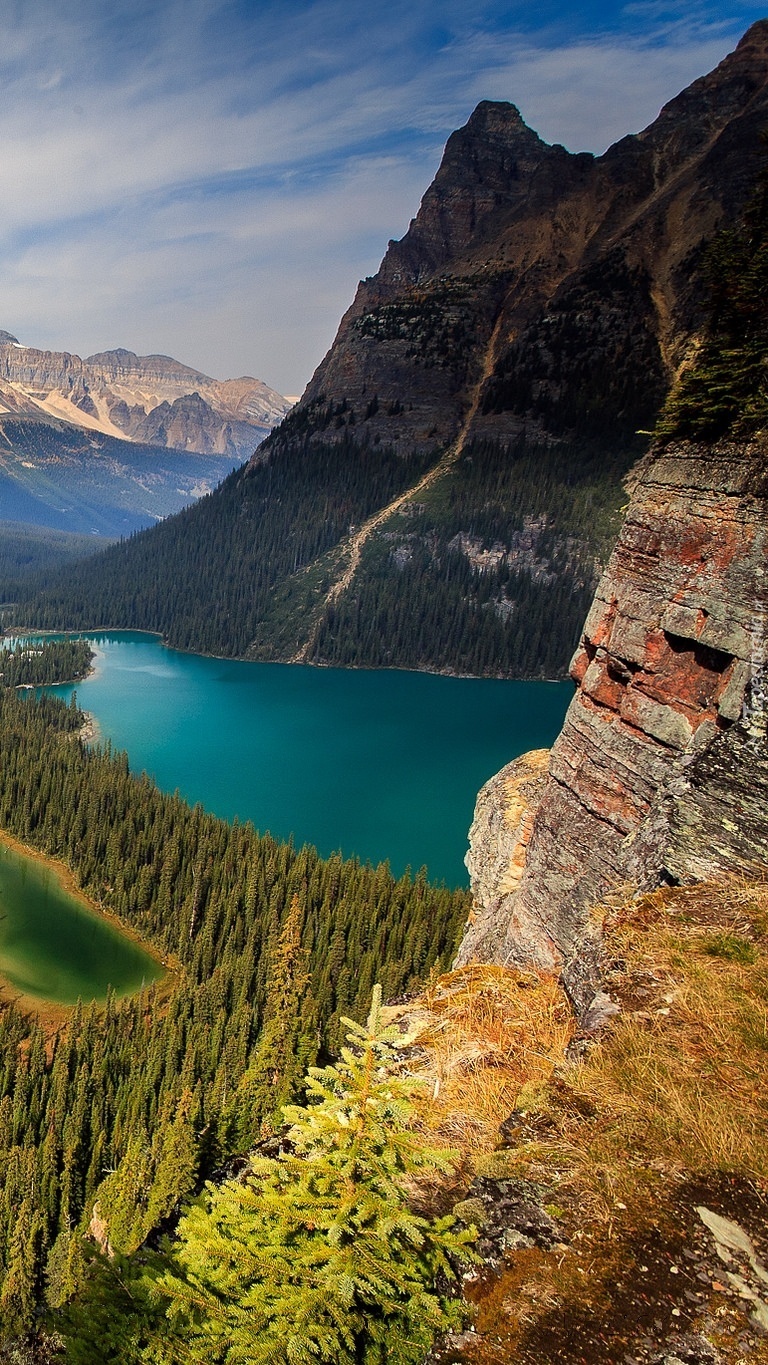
[{"x1": 459, "y1": 440, "x2": 768, "y2": 1012}]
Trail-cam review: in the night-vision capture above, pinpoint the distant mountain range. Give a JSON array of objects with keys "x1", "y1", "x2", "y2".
[
  {"x1": 0, "y1": 337, "x2": 290, "y2": 536},
  {"x1": 0, "y1": 335, "x2": 289, "y2": 460},
  {"x1": 16, "y1": 23, "x2": 768, "y2": 673}
]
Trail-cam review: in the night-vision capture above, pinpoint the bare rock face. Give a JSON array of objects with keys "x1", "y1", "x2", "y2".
[
  {"x1": 0, "y1": 340, "x2": 289, "y2": 459},
  {"x1": 460, "y1": 439, "x2": 768, "y2": 1011},
  {"x1": 461, "y1": 750, "x2": 550, "y2": 964},
  {"x1": 299, "y1": 23, "x2": 768, "y2": 457}
]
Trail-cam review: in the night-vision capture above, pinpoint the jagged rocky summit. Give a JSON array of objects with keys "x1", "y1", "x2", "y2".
[
  {"x1": 459, "y1": 435, "x2": 768, "y2": 1013},
  {"x1": 298, "y1": 20, "x2": 768, "y2": 458},
  {"x1": 0, "y1": 338, "x2": 289, "y2": 460}
]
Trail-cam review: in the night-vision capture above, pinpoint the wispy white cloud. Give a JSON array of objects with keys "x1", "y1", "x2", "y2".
[{"x1": 0, "y1": 0, "x2": 759, "y2": 392}]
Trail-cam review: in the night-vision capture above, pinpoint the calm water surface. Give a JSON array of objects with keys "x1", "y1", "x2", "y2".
[
  {"x1": 50, "y1": 633, "x2": 572, "y2": 887},
  {"x1": 0, "y1": 838, "x2": 163, "y2": 1004}
]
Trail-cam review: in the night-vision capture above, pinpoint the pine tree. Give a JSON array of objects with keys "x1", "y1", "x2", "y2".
[
  {"x1": 225, "y1": 894, "x2": 313, "y2": 1149},
  {"x1": 149, "y1": 988, "x2": 474, "y2": 1364},
  {"x1": 0, "y1": 1198, "x2": 39, "y2": 1339},
  {"x1": 58, "y1": 1247, "x2": 168, "y2": 1365}
]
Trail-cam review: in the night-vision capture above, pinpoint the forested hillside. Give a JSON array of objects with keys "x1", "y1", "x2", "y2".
[
  {"x1": 18, "y1": 435, "x2": 435, "y2": 656},
  {"x1": 0, "y1": 689, "x2": 467, "y2": 1343},
  {"x1": 0, "y1": 524, "x2": 104, "y2": 612},
  {"x1": 298, "y1": 437, "x2": 633, "y2": 677}
]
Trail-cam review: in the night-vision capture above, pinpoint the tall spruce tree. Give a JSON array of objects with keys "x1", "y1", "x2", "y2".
[
  {"x1": 224, "y1": 895, "x2": 315, "y2": 1150},
  {"x1": 147, "y1": 988, "x2": 474, "y2": 1364}
]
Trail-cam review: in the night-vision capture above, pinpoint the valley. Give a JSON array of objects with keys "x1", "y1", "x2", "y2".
[
  {"x1": 0, "y1": 337, "x2": 290, "y2": 537},
  {"x1": 16, "y1": 23, "x2": 768, "y2": 677}
]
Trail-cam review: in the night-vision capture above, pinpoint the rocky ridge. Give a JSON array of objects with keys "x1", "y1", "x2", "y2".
[
  {"x1": 0, "y1": 337, "x2": 289, "y2": 460},
  {"x1": 250, "y1": 21, "x2": 768, "y2": 672},
  {"x1": 459, "y1": 436, "x2": 768, "y2": 1012}
]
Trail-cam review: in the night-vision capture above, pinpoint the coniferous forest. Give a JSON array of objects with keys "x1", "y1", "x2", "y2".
[
  {"x1": 0, "y1": 687, "x2": 468, "y2": 1353},
  {"x1": 13, "y1": 432, "x2": 633, "y2": 679},
  {"x1": 13, "y1": 435, "x2": 436, "y2": 658},
  {"x1": 301, "y1": 437, "x2": 632, "y2": 677},
  {"x1": 0, "y1": 638, "x2": 93, "y2": 689}
]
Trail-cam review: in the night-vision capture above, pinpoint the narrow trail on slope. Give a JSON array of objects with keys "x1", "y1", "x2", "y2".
[{"x1": 290, "y1": 312, "x2": 507, "y2": 665}]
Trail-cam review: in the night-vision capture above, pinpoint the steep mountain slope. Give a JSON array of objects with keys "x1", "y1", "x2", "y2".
[
  {"x1": 18, "y1": 23, "x2": 768, "y2": 673},
  {"x1": 0, "y1": 335, "x2": 289, "y2": 461}
]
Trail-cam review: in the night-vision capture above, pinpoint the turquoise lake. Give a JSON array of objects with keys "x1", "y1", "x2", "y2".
[{"x1": 49, "y1": 632, "x2": 572, "y2": 887}]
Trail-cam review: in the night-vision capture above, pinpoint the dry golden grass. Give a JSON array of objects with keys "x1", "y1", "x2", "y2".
[
  {"x1": 550, "y1": 879, "x2": 768, "y2": 1206},
  {"x1": 396, "y1": 878, "x2": 768, "y2": 1364},
  {"x1": 387, "y1": 962, "x2": 574, "y2": 1158}
]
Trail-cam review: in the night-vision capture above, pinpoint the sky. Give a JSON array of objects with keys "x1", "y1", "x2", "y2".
[{"x1": 0, "y1": 1, "x2": 763, "y2": 397}]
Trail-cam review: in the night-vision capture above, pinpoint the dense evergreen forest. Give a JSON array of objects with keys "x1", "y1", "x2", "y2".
[
  {"x1": 15, "y1": 434, "x2": 435, "y2": 656},
  {"x1": 57, "y1": 990, "x2": 475, "y2": 1363},
  {"x1": 0, "y1": 688, "x2": 468, "y2": 1349},
  {"x1": 14, "y1": 431, "x2": 633, "y2": 678},
  {"x1": 0, "y1": 637, "x2": 93, "y2": 688},
  {"x1": 303, "y1": 437, "x2": 633, "y2": 677},
  {"x1": 0, "y1": 525, "x2": 103, "y2": 610}
]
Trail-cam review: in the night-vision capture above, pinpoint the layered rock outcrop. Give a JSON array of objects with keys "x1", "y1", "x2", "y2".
[
  {"x1": 459, "y1": 438, "x2": 768, "y2": 1009},
  {"x1": 0, "y1": 340, "x2": 289, "y2": 460}
]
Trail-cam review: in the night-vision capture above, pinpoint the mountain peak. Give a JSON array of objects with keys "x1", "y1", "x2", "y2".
[
  {"x1": 736, "y1": 16, "x2": 768, "y2": 52},
  {"x1": 463, "y1": 99, "x2": 531, "y2": 131}
]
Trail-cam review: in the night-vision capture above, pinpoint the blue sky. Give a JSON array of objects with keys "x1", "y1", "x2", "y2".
[{"x1": 0, "y1": 0, "x2": 763, "y2": 396}]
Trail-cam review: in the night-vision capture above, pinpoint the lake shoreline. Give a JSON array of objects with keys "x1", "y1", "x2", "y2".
[
  {"x1": 39, "y1": 630, "x2": 571, "y2": 886},
  {"x1": 0, "y1": 827, "x2": 169, "y2": 1022},
  {"x1": 6, "y1": 622, "x2": 570, "y2": 683}
]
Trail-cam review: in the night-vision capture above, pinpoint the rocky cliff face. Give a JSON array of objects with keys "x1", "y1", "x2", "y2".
[
  {"x1": 459, "y1": 437, "x2": 768, "y2": 1011},
  {"x1": 0, "y1": 339, "x2": 289, "y2": 460},
  {"x1": 299, "y1": 22, "x2": 768, "y2": 457}
]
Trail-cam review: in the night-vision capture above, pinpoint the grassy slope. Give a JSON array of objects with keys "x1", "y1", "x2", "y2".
[{"x1": 395, "y1": 878, "x2": 768, "y2": 1363}]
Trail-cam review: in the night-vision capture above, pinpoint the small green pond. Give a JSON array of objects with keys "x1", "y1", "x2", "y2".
[{"x1": 0, "y1": 839, "x2": 163, "y2": 1005}]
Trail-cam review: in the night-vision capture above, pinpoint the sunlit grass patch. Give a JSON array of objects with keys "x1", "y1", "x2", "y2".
[
  {"x1": 387, "y1": 962, "x2": 574, "y2": 1158},
  {"x1": 396, "y1": 877, "x2": 768, "y2": 1364}
]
